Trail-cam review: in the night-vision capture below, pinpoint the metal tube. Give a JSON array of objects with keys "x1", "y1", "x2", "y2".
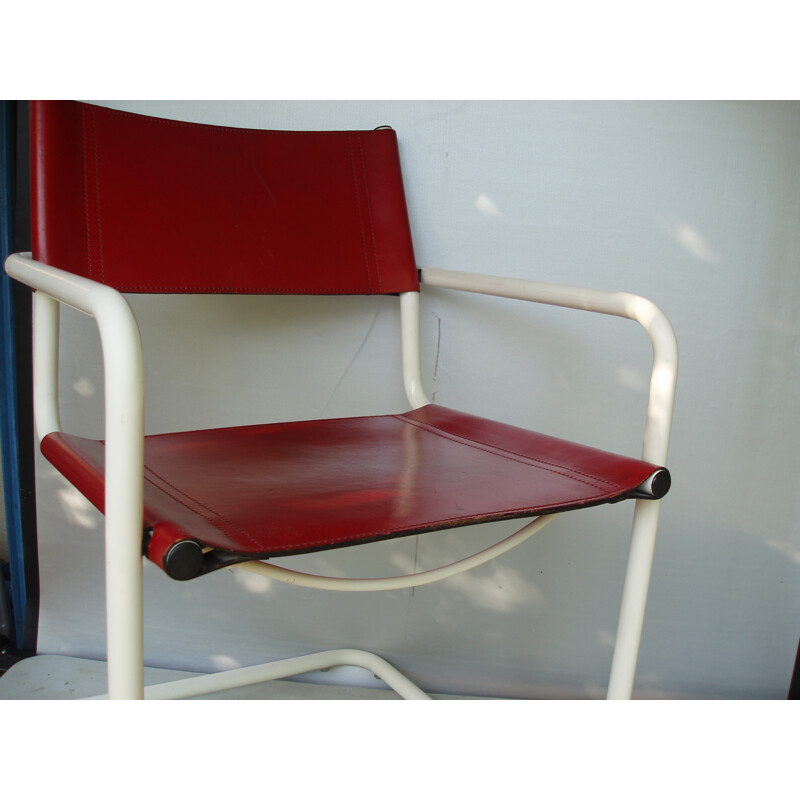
[
  {"x1": 606, "y1": 499, "x2": 663, "y2": 699},
  {"x1": 32, "y1": 291, "x2": 61, "y2": 439},
  {"x1": 399, "y1": 291, "x2": 430, "y2": 408},
  {"x1": 419, "y1": 266, "x2": 678, "y2": 461},
  {"x1": 419, "y1": 266, "x2": 678, "y2": 700},
  {"x1": 6, "y1": 253, "x2": 146, "y2": 700},
  {"x1": 99, "y1": 292, "x2": 145, "y2": 700},
  {"x1": 231, "y1": 514, "x2": 556, "y2": 591},
  {"x1": 87, "y1": 649, "x2": 431, "y2": 700}
]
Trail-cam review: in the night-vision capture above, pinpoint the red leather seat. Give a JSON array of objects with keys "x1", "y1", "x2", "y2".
[{"x1": 42, "y1": 404, "x2": 665, "y2": 580}]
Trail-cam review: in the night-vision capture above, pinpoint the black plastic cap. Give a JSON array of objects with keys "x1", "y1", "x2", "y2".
[
  {"x1": 164, "y1": 540, "x2": 205, "y2": 581},
  {"x1": 649, "y1": 469, "x2": 671, "y2": 499}
]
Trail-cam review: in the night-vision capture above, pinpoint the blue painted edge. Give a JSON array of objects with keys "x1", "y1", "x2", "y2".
[{"x1": 0, "y1": 100, "x2": 26, "y2": 648}]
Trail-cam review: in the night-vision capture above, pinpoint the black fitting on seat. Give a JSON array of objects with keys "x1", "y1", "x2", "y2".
[
  {"x1": 632, "y1": 469, "x2": 671, "y2": 500},
  {"x1": 164, "y1": 540, "x2": 205, "y2": 581}
]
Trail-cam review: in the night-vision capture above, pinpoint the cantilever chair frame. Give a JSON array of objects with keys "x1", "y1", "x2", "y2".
[{"x1": 5, "y1": 251, "x2": 677, "y2": 701}]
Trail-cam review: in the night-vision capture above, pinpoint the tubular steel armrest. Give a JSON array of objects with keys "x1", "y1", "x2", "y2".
[
  {"x1": 417, "y1": 266, "x2": 679, "y2": 699},
  {"x1": 417, "y1": 266, "x2": 678, "y2": 466},
  {"x1": 4, "y1": 252, "x2": 145, "y2": 700}
]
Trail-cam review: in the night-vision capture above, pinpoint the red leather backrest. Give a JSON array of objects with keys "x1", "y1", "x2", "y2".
[{"x1": 31, "y1": 101, "x2": 419, "y2": 294}]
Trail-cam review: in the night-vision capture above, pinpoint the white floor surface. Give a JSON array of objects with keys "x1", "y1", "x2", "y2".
[{"x1": 0, "y1": 654, "x2": 477, "y2": 700}]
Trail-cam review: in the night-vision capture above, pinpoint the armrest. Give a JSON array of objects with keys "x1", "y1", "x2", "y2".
[
  {"x1": 5, "y1": 253, "x2": 146, "y2": 698},
  {"x1": 418, "y1": 266, "x2": 678, "y2": 467},
  {"x1": 4, "y1": 252, "x2": 144, "y2": 443}
]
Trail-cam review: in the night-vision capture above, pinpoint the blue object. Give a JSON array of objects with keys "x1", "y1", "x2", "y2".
[{"x1": 0, "y1": 101, "x2": 29, "y2": 649}]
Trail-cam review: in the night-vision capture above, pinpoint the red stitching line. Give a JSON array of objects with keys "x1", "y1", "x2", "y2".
[
  {"x1": 92, "y1": 105, "x2": 371, "y2": 138},
  {"x1": 357, "y1": 133, "x2": 383, "y2": 293},
  {"x1": 393, "y1": 414, "x2": 622, "y2": 491},
  {"x1": 142, "y1": 464, "x2": 265, "y2": 550},
  {"x1": 81, "y1": 106, "x2": 409, "y2": 296},
  {"x1": 112, "y1": 285, "x2": 385, "y2": 294},
  {"x1": 347, "y1": 134, "x2": 373, "y2": 293},
  {"x1": 48, "y1": 427, "x2": 595, "y2": 558},
  {"x1": 246, "y1": 416, "x2": 623, "y2": 555},
  {"x1": 89, "y1": 107, "x2": 105, "y2": 284},
  {"x1": 80, "y1": 106, "x2": 94, "y2": 280}
]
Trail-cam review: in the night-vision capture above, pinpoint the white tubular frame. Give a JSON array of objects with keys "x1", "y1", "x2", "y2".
[
  {"x1": 417, "y1": 267, "x2": 678, "y2": 699},
  {"x1": 232, "y1": 514, "x2": 556, "y2": 590},
  {"x1": 6, "y1": 253, "x2": 146, "y2": 700},
  {"x1": 5, "y1": 252, "x2": 676, "y2": 701},
  {"x1": 399, "y1": 290, "x2": 431, "y2": 408},
  {"x1": 88, "y1": 649, "x2": 432, "y2": 700}
]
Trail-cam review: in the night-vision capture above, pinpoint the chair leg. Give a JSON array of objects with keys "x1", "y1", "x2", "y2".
[
  {"x1": 142, "y1": 649, "x2": 431, "y2": 700},
  {"x1": 606, "y1": 498, "x2": 663, "y2": 699},
  {"x1": 86, "y1": 648, "x2": 431, "y2": 700},
  {"x1": 99, "y1": 498, "x2": 660, "y2": 700},
  {"x1": 104, "y1": 520, "x2": 145, "y2": 700}
]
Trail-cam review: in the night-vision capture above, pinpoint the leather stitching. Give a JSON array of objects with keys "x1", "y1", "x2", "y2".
[
  {"x1": 43, "y1": 425, "x2": 617, "y2": 558},
  {"x1": 357, "y1": 133, "x2": 382, "y2": 293},
  {"x1": 142, "y1": 464, "x2": 264, "y2": 550},
  {"x1": 393, "y1": 413, "x2": 623, "y2": 491},
  {"x1": 140, "y1": 415, "x2": 622, "y2": 554},
  {"x1": 112, "y1": 285, "x2": 400, "y2": 294},
  {"x1": 81, "y1": 104, "x2": 414, "y2": 295},
  {"x1": 347, "y1": 134, "x2": 373, "y2": 293},
  {"x1": 89, "y1": 106, "x2": 105, "y2": 284},
  {"x1": 80, "y1": 105, "x2": 94, "y2": 280},
  {"x1": 93, "y1": 105, "x2": 371, "y2": 138}
]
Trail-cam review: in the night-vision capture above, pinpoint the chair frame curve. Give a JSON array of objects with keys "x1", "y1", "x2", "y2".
[{"x1": 4, "y1": 252, "x2": 677, "y2": 700}]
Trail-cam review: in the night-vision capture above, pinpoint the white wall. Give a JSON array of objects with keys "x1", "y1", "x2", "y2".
[{"x1": 32, "y1": 100, "x2": 800, "y2": 698}]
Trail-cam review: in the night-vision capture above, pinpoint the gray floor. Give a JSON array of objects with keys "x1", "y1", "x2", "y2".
[{"x1": 0, "y1": 654, "x2": 474, "y2": 700}]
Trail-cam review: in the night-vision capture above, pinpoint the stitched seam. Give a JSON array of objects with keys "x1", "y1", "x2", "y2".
[
  {"x1": 45, "y1": 434, "x2": 262, "y2": 550},
  {"x1": 93, "y1": 106, "x2": 370, "y2": 137},
  {"x1": 89, "y1": 107, "x2": 105, "y2": 283},
  {"x1": 42, "y1": 438, "x2": 604, "y2": 556},
  {"x1": 85, "y1": 106, "x2": 405, "y2": 296},
  {"x1": 142, "y1": 465, "x2": 264, "y2": 549},
  {"x1": 394, "y1": 414, "x2": 622, "y2": 491},
  {"x1": 113, "y1": 285, "x2": 384, "y2": 294},
  {"x1": 357, "y1": 133, "x2": 382, "y2": 293},
  {"x1": 80, "y1": 106, "x2": 94, "y2": 280},
  {"x1": 348, "y1": 134, "x2": 373, "y2": 292}
]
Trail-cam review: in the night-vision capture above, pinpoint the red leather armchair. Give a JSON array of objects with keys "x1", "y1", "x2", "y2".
[{"x1": 5, "y1": 101, "x2": 677, "y2": 699}]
